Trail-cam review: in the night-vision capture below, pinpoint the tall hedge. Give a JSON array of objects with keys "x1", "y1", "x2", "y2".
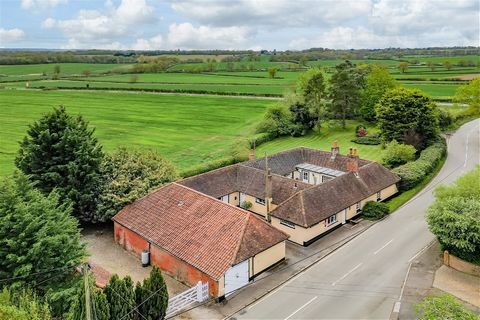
[{"x1": 393, "y1": 139, "x2": 446, "y2": 190}]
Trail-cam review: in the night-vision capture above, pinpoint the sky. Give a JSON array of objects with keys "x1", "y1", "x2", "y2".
[{"x1": 0, "y1": 0, "x2": 479, "y2": 50}]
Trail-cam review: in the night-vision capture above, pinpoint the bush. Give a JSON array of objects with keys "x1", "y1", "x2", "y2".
[
  {"x1": 381, "y1": 140, "x2": 416, "y2": 168},
  {"x1": 393, "y1": 139, "x2": 446, "y2": 190},
  {"x1": 362, "y1": 201, "x2": 389, "y2": 220},
  {"x1": 415, "y1": 294, "x2": 478, "y2": 320},
  {"x1": 351, "y1": 136, "x2": 381, "y2": 145},
  {"x1": 248, "y1": 132, "x2": 276, "y2": 149},
  {"x1": 180, "y1": 154, "x2": 248, "y2": 178}
]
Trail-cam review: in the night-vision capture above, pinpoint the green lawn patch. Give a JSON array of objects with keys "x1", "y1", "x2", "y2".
[{"x1": 0, "y1": 89, "x2": 275, "y2": 176}]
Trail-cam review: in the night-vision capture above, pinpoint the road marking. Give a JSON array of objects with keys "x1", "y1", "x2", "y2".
[
  {"x1": 408, "y1": 241, "x2": 435, "y2": 262},
  {"x1": 331, "y1": 263, "x2": 362, "y2": 286},
  {"x1": 393, "y1": 301, "x2": 401, "y2": 313},
  {"x1": 373, "y1": 239, "x2": 394, "y2": 255},
  {"x1": 284, "y1": 296, "x2": 318, "y2": 320}
]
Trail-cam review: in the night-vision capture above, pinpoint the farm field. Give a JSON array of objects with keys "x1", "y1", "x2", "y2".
[
  {"x1": 255, "y1": 121, "x2": 383, "y2": 162},
  {"x1": 0, "y1": 63, "x2": 132, "y2": 77},
  {"x1": 0, "y1": 89, "x2": 275, "y2": 176}
]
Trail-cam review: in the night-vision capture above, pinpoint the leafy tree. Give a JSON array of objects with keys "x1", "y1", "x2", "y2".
[
  {"x1": 359, "y1": 65, "x2": 396, "y2": 122},
  {"x1": 289, "y1": 102, "x2": 316, "y2": 136},
  {"x1": 96, "y1": 147, "x2": 178, "y2": 222},
  {"x1": 256, "y1": 104, "x2": 293, "y2": 137},
  {"x1": 415, "y1": 294, "x2": 478, "y2": 320},
  {"x1": 381, "y1": 140, "x2": 416, "y2": 168},
  {"x1": 68, "y1": 275, "x2": 109, "y2": 320},
  {"x1": 0, "y1": 173, "x2": 85, "y2": 292},
  {"x1": 139, "y1": 267, "x2": 168, "y2": 320},
  {"x1": 104, "y1": 275, "x2": 136, "y2": 320},
  {"x1": 0, "y1": 288, "x2": 52, "y2": 320},
  {"x1": 375, "y1": 88, "x2": 439, "y2": 150},
  {"x1": 297, "y1": 68, "x2": 327, "y2": 131},
  {"x1": 454, "y1": 78, "x2": 480, "y2": 115},
  {"x1": 443, "y1": 61, "x2": 453, "y2": 70},
  {"x1": 329, "y1": 60, "x2": 365, "y2": 128},
  {"x1": 53, "y1": 65, "x2": 60, "y2": 75},
  {"x1": 426, "y1": 61, "x2": 436, "y2": 71},
  {"x1": 15, "y1": 106, "x2": 104, "y2": 222},
  {"x1": 427, "y1": 166, "x2": 480, "y2": 263},
  {"x1": 267, "y1": 68, "x2": 277, "y2": 78},
  {"x1": 130, "y1": 74, "x2": 139, "y2": 83},
  {"x1": 397, "y1": 62, "x2": 409, "y2": 73}
]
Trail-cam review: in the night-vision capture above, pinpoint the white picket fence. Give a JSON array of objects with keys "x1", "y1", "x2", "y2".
[{"x1": 166, "y1": 281, "x2": 209, "y2": 318}]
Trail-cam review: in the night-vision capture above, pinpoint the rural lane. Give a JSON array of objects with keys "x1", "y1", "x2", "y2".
[{"x1": 232, "y1": 119, "x2": 479, "y2": 319}]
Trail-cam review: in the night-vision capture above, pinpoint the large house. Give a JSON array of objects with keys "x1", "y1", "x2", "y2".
[{"x1": 112, "y1": 143, "x2": 400, "y2": 297}]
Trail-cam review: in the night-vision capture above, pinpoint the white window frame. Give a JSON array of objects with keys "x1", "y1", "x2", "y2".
[
  {"x1": 303, "y1": 171, "x2": 309, "y2": 181},
  {"x1": 255, "y1": 197, "x2": 266, "y2": 205},
  {"x1": 280, "y1": 219, "x2": 296, "y2": 229},
  {"x1": 376, "y1": 191, "x2": 381, "y2": 201},
  {"x1": 356, "y1": 202, "x2": 361, "y2": 211},
  {"x1": 326, "y1": 214, "x2": 337, "y2": 226}
]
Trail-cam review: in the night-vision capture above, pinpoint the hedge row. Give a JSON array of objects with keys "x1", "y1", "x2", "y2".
[
  {"x1": 180, "y1": 154, "x2": 248, "y2": 178},
  {"x1": 36, "y1": 86, "x2": 284, "y2": 97},
  {"x1": 351, "y1": 136, "x2": 381, "y2": 145},
  {"x1": 248, "y1": 132, "x2": 277, "y2": 149},
  {"x1": 393, "y1": 138, "x2": 447, "y2": 191},
  {"x1": 362, "y1": 201, "x2": 390, "y2": 220}
]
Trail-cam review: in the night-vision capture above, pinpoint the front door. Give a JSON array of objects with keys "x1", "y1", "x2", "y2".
[
  {"x1": 342, "y1": 209, "x2": 346, "y2": 224},
  {"x1": 302, "y1": 171, "x2": 309, "y2": 183}
]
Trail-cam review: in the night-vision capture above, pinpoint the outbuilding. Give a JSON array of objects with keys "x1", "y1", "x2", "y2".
[{"x1": 112, "y1": 183, "x2": 288, "y2": 298}]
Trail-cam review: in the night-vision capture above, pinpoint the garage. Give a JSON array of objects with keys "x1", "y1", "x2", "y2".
[{"x1": 224, "y1": 260, "x2": 249, "y2": 295}]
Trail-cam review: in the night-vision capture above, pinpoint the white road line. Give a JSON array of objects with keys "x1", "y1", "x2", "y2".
[
  {"x1": 373, "y1": 239, "x2": 394, "y2": 255},
  {"x1": 464, "y1": 127, "x2": 478, "y2": 168},
  {"x1": 408, "y1": 241, "x2": 435, "y2": 262},
  {"x1": 284, "y1": 296, "x2": 318, "y2": 320},
  {"x1": 331, "y1": 263, "x2": 362, "y2": 286}
]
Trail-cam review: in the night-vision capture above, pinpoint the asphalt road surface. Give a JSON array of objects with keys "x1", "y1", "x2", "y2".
[{"x1": 233, "y1": 119, "x2": 479, "y2": 320}]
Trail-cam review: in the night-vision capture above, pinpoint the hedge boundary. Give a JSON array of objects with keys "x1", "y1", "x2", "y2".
[{"x1": 393, "y1": 138, "x2": 447, "y2": 191}]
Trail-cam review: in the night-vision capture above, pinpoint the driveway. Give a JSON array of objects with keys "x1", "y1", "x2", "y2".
[{"x1": 82, "y1": 224, "x2": 187, "y2": 296}]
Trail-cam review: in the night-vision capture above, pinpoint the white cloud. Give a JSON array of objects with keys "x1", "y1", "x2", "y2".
[
  {"x1": 170, "y1": 0, "x2": 371, "y2": 28},
  {"x1": 42, "y1": 18, "x2": 56, "y2": 29},
  {"x1": 0, "y1": 28, "x2": 26, "y2": 44},
  {"x1": 21, "y1": 0, "x2": 67, "y2": 10},
  {"x1": 166, "y1": 23, "x2": 252, "y2": 49},
  {"x1": 50, "y1": 0, "x2": 156, "y2": 49},
  {"x1": 132, "y1": 35, "x2": 163, "y2": 50}
]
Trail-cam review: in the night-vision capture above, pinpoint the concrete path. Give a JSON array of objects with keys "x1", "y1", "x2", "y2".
[
  {"x1": 229, "y1": 119, "x2": 480, "y2": 319},
  {"x1": 433, "y1": 266, "x2": 480, "y2": 308}
]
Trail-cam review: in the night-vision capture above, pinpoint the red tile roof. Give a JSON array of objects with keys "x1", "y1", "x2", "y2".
[{"x1": 112, "y1": 183, "x2": 288, "y2": 280}]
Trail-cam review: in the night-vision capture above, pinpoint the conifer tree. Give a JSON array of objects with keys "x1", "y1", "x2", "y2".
[
  {"x1": 68, "y1": 274, "x2": 110, "y2": 320},
  {"x1": 141, "y1": 267, "x2": 168, "y2": 320},
  {"x1": 0, "y1": 173, "x2": 85, "y2": 292},
  {"x1": 104, "y1": 275, "x2": 135, "y2": 320},
  {"x1": 15, "y1": 106, "x2": 104, "y2": 222}
]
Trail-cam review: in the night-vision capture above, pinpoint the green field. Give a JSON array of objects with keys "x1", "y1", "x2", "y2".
[
  {"x1": 255, "y1": 121, "x2": 383, "y2": 162},
  {"x1": 0, "y1": 90, "x2": 275, "y2": 176}
]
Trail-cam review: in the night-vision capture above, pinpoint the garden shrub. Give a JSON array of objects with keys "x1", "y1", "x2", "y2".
[
  {"x1": 362, "y1": 201, "x2": 390, "y2": 220},
  {"x1": 381, "y1": 140, "x2": 416, "y2": 168},
  {"x1": 393, "y1": 139, "x2": 446, "y2": 190},
  {"x1": 351, "y1": 135, "x2": 381, "y2": 145}
]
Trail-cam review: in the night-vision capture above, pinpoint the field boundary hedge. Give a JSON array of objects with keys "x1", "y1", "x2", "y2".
[
  {"x1": 180, "y1": 154, "x2": 248, "y2": 178},
  {"x1": 35, "y1": 86, "x2": 283, "y2": 97}
]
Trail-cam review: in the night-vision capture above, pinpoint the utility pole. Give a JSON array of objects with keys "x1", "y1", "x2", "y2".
[{"x1": 84, "y1": 261, "x2": 92, "y2": 320}]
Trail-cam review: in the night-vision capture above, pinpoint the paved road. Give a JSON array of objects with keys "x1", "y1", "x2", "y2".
[{"x1": 233, "y1": 119, "x2": 479, "y2": 320}]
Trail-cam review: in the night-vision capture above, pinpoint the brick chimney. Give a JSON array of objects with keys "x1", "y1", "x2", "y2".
[
  {"x1": 347, "y1": 147, "x2": 359, "y2": 176},
  {"x1": 249, "y1": 149, "x2": 255, "y2": 161},
  {"x1": 330, "y1": 140, "x2": 339, "y2": 160}
]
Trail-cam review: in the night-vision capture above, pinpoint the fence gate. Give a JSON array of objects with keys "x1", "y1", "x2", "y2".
[{"x1": 166, "y1": 281, "x2": 209, "y2": 318}]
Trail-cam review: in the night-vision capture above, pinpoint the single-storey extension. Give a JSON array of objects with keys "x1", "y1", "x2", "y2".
[{"x1": 112, "y1": 183, "x2": 288, "y2": 298}]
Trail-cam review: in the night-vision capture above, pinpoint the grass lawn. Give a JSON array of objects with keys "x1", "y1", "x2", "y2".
[
  {"x1": 255, "y1": 121, "x2": 384, "y2": 162},
  {"x1": 0, "y1": 89, "x2": 275, "y2": 176},
  {"x1": 0, "y1": 63, "x2": 132, "y2": 77}
]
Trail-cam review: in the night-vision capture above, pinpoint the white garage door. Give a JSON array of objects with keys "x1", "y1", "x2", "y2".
[{"x1": 224, "y1": 260, "x2": 249, "y2": 295}]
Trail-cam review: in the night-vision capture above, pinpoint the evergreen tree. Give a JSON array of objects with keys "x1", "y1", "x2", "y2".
[
  {"x1": 0, "y1": 288, "x2": 53, "y2": 320},
  {"x1": 375, "y1": 88, "x2": 439, "y2": 149},
  {"x1": 141, "y1": 267, "x2": 168, "y2": 320},
  {"x1": 104, "y1": 275, "x2": 135, "y2": 320},
  {"x1": 15, "y1": 106, "x2": 104, "y2": 222},
  {"x1": 96, "y1": 147, "x2": 177, "y2": 222},
  {"x1": 329, "y1": 61, "x2": 365, "y2": 128},
  {"x1": 297, "y1": 68, "x2": 327, "y2": 131},
  {"x1": 68, "y1": 274, "x2": 110, "y2": 320},
  {"x1": 0, "y1": 173, "x2": 85, "y2": 292}
]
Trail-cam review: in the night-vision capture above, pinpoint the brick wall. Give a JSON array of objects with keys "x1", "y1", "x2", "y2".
[{"x1": 114, "y1": 222, "x2": 149, "y2": 256}]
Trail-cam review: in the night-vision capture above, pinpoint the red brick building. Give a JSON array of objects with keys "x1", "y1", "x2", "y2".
[{"x1": 112, "y1": 183, "x2": 288, "y2": 298}]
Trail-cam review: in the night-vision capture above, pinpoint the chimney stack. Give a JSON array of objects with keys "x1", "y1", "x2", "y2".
[
  {"x1": 347, "y1": 147, "x2": 359, "y2": 176},
  {"x1": 249, "y1": 149, "x2": 255, "y2": 161},
  {"x1": 330, "y1": 140, "x2": 339, "y2": 160}
]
